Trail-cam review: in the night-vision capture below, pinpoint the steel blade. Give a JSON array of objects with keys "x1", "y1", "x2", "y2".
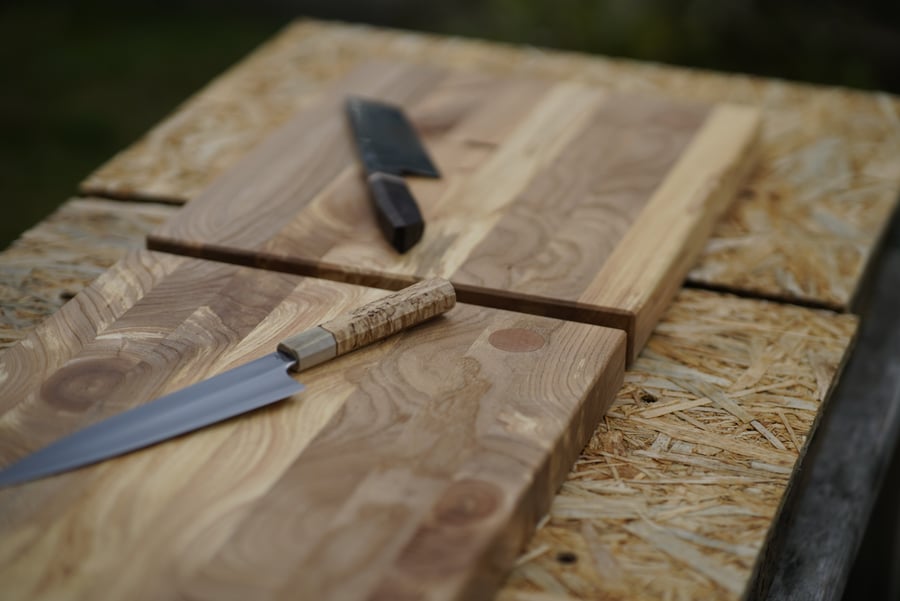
[
  {"x1": 346, "y1": 96, "x2": 440, "y2": 178},
  {"x1": 0, "y1": 352, "x2": 303, "y2": 487}
]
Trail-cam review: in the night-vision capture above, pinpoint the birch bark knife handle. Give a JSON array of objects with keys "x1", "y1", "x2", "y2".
[
  {"x1": 277, "y1": 278, "x2": 456, "y2": 372},
  {"x1": 366, "y1": 172, "x2": 425, "y2": 253}
]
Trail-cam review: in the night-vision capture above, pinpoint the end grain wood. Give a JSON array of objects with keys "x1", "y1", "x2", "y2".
[{"x1": 0, "y1": 250, "x2": 625, "y2": 601}]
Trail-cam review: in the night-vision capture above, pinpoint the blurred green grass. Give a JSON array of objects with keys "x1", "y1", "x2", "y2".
[{"x1": 2, "y1": 1, "x2": 898, "y2": 250}]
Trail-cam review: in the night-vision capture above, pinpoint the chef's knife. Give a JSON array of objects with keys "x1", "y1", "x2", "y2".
[
  {"x1": 0, "y1": 278, "x2": 456, "y2": 487},
  {"x1": 345, "y1": 96, "x2": 440, "y2": 254}
]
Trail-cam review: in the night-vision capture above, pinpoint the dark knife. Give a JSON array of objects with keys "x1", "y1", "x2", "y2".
[
  {"x1": 0, "y1": 279, "x2": 456, "y2": 487},
  {"x1": 345, "y1": 96, "x2": 440, "y2": 253}
]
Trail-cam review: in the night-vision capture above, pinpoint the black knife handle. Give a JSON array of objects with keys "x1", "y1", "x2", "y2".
[{"x1": 366, "y1": 172, "x2": 425, "y2": 253}]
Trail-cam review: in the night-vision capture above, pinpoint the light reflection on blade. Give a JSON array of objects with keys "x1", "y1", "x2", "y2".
[{"x1": 0, "y1": 352, "x2": 303, "y2": 487}]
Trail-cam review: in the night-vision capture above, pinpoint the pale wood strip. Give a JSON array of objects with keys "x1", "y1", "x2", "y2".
[
  {"x1": 383, "y1": 82, "x2": 608, "y2": 279},
  {"x1": 452, "y1": 94, "x2": 709, "y2": 301},
  {"x1": 580, "y1": 104, "x2": 761, "y2": 361}
]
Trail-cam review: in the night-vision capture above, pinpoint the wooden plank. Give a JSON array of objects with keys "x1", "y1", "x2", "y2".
[
  {"x1": 0, "y1": 250, "x2": 625, "y2": 601},
  {"x1": 0, "y1": 198, "x2": 859, "y2": 600},
  {"x1": 148, "y1": 63, "x2": 759, "y2": 363},
  {"x1": 80, "y1": 20, "x2": 900, "y2": 309}
]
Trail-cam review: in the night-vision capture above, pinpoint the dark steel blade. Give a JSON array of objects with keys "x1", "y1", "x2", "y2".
[
  {"x1": 346, "y1": 96, "x2": 440, "y2": 178},
  {"x1": 0, "y1": 352, "x2": 303, "y2": 487}
]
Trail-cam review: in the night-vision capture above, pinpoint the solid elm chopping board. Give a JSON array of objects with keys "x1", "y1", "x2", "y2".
[
  {"x1": 148, "y1": 60, "x2": 760, "y2": 363},
  {"x1": 0, "y1": 250, "x2": 624, "y2": 601}
]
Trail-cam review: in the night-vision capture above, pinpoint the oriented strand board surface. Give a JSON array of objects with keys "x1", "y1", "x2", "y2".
[
  {"x1": 148, "y1": 61, "x2": 759, "y2": 362},
  {"x1": 81, "y1": 20, "x2": 900, "y2": 309},
  {"x1": 0, "y1": 201, "x2": 858, "y2": 600},
  {"x1": 502, "y1": 288, "x2": 858, "y2": 600},
  {"x1": 0, "y1": 250, "x2": 624, "y2": 601}
]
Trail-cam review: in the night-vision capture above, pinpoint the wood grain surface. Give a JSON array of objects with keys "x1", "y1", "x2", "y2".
[
  {"x1": 81, "y1": 20, "x2": 900, "y2": 310},
  {"x1": 0, "y1": 250, "x2": 625, "y2": 601},
  {"x1": 148, "y1": 61, "x2": 759, "y2": 363},
  {"x1": 315, "y1": 277, "x2": 456, "y2": 355},
  {"x1": 0, "y1": 198, "x2": 177, "y2": 347},
  {"x1": 0, "y1": 199, "x2": 859, "y2": 601}
]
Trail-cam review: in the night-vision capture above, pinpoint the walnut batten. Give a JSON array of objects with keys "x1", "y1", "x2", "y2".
[{"x1": 3, "y1": 16, "x2": 897, "y2": 601}]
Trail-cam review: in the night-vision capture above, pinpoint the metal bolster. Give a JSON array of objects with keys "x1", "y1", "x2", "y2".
[{"x1": 283, "y1": 327, "x2": 337, "y2": 373}]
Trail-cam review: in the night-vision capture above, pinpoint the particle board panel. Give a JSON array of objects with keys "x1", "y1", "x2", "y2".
[
  {"x1": 80, "y1": 19, "x2": 900, "y2": 309},
  {"x1": 501, "y1": 288, "x2": 858, "y2": 601},
  {"x1": 0, "y1": 250, "x2": 625, "y2": 601},
  {"x1": 147, "y1": 61, "x2": 760, "y2": 363}
]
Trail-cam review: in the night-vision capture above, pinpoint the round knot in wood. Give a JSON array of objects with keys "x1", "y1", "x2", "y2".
[
  {"x1": 41, "y1": 358, "x2": 131, "y2": 411},
  {"x1": 433, "y1": 479, "x2": 502, "y2": 526},
  {"x1": 488, "y1": 328, "x2": 546, "y2": 353}
]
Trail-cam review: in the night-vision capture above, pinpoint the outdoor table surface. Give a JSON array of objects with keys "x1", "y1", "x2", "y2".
[{"x1": 2, "y1": 20, "x2": 900, "y2": 601}]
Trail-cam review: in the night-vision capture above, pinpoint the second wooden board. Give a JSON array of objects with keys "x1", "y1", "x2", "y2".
[
  {"x1": 149, "y1": 61, "x2": 760, "y2": 362},
  {"x1": 0, "y1": 250, "x2": 624, "y2": 601}
]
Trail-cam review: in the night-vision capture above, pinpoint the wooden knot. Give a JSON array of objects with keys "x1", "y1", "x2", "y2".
[
  {"x1": 488, "y1": 328, "x2": 546, "y2": 353},
  {"x1": 40, "y1": 358, "x2": 130, "y2": 412},
  {"x1": 433, "y1": 479, "x2": 501, "y2": 526}
]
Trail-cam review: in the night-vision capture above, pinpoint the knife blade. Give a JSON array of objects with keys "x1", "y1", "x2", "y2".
[
  {"x1": 345, "y1": 96, "x2": 440, "y2": 254},
  {"x1": 0, "y1": 278, "x2": 456, "y2": 487}
]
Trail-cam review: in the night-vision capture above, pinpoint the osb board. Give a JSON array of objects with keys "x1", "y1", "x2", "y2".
[
  {"x1": 501, "y1": 288, "x2": 858, "y2": 601},
  {"x1": 0, "y1": 200, "x2": 859, "y2": 600},
  {"x1": 80, "y1": 19, "x2": 900, "y2": 310},
  {"x1": 0, "y1": 250, "x2": 625, "y2": 601},
  {"x1": 148, "y1": 60, "x2": 759, "y2": 362},
  {"x1": 0, "y1": 198, "x2": 177, "y2": 347}
]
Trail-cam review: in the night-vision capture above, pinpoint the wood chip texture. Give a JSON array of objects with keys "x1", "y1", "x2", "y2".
[
  {"x1": 80, "y1": 19, "x2": 900, "y2": 309},
  {"x1": 500, "y1": 288, "x2": 857, "y2": 601}
]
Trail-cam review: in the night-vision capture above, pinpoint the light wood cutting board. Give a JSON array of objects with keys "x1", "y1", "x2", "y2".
[
  {"x1": 0, "y1": 250, "x2": 624, "y2": 601},
  {"x1": 148, "y1": 60, "x2": 760, "y2": 363}
]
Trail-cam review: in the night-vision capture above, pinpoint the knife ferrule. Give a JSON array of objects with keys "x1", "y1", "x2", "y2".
[{"x1": 277, "y1": 327, "x2": 337, "y2": 372}]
